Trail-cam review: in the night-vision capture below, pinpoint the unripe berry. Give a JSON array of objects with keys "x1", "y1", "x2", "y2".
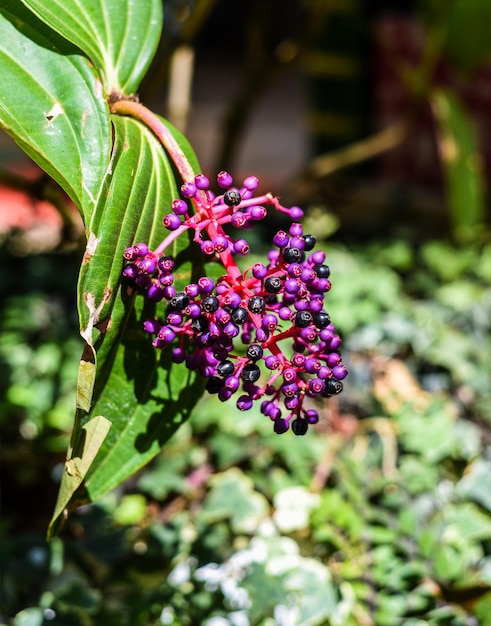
[
  {"x1": 243, "y1": 175, "x2": 259, "y2": 191},
  {"x1": 172, "y1": 199, "x2": 188, "y2": 215},
  {"x1": 194, "y1": 173, "x2": 210, "y2": 189},
  {"x1": 237, "y1": 395, "x2": 254, "y2": 411},
  {"x1": 181, "y1": 182, "x2": 197, "y2": 198},
  {"x1": 217, "y1": 170, "x2": 233, "y2": 188}
]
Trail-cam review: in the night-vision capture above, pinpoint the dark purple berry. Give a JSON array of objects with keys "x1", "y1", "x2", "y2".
[
  {"x1": 292, "y1": 418, "x2": 308, "y2": 436},
  {"x1": 247, "y1": 296, "x2": 265, "y2": 314},
  {"x1": 313, "y1": 311, "x2": 331, "y2": 329},
  {"x1": 294, "y1": 311, "x2": 313, "y2": 328},
  {"x1": 282, "y1": 247, "x2": 305, "y2": 263},
  {"x1": 224, "y1": 189, "x2": 242, "y2": 207},
  {"x1": 236, "y1": 395, "x2": 253, "y2": 411},
  {"x1": 303, "y1": 234, "x2": 316, "y2": 251},
  {"x1": 231, "y1": 306, "x2": 249, "y2": 325},
  {"x1": 202, "y1": 295, "x2": 220, "y2": 313},
  {"x1": 158, "y1": 256, "x2": 175, "y2": 272},
  {"x1": 191, "y1": 315, "x2": 209, "y2": 333},
  {"x1": 217, "y1": 360, "x2": 235, "y2": 377},
  {"x1": 241, "y1": 363, "x2": 261, "y2": 383},
  {"x1": 325, "y1": 379, "x2": 344, "y2": 395},
  {"x1": 206, "y1": 376, "x2": 223, "y2": 394},
  {"x1": 274, "y1": 418, "x2": 290, "y2": 434},
  {"x1": 170, "y1": 292, "x2": 189, "y2": 310},
  {"x1": 246, "y1": 344, "x2": 264, "y2": 361},
  {"x1": 264, "y1": 276, "x2": 283, "y2": 293},
  {"x1": 314, "y1": 264, "x2": 330, "y2": 278}
]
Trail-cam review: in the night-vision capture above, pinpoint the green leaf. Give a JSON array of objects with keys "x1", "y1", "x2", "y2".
[
  {"x1": 50, "y1": 114, "x2": 203, "y2": 520},
  {"x1": 0, "y1": 0, "x2": 111, "y2": 213},
  {"x1": 20, "y1": 0, "x2": 163, "y2": 94},
  {"x1": 432, "y1": 89, "x2": 486, "y2": 241}
]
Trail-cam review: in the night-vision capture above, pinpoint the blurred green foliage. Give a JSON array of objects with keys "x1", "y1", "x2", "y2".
[{"x1": 2, "y1": 234, "x2": 491, "y2": 625}]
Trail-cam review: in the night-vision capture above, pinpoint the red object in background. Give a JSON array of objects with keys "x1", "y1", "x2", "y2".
[{"x1": 372, "y1": 15, "x2": 491, "y2": 189}]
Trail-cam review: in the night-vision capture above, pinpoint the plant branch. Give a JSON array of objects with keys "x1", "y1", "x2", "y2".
[{"x1": 110, "y1": 99, "x2": 195, "y2": 183}]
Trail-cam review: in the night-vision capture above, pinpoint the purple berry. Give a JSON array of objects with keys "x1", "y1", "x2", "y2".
[
  {"x1": 172, "y1": 199, "x2": 188, "y2": 215},
  {"x1": 265, "y1": 355, "x2": 280, "y2": 370},
  {"x1": 274, "y1": 418, "x2": 290, "y2": 434},
  {"x1": 163, "y1": 213, "x2": 181, "y2": 230},
  {"x1": 243, "y1": 175, "x2": 259, "y2": 191},
  {"x1": 217, "y1": 170, "x2": 233, "y2": 188},
  {"x1": 237, "y1": 395, "x2": 254, "y2": 411},
  {"x1": 233, "y1": 239, "x2": 249, "y2": 255},
  {"x1": 198, "y1": 277, "x2": 215, "y2": 294},
  {"x1": 195, "y1": 174, "x2": 210, "y2": 189},
  {"x1": 201, "y1": 240, "x2": 215, "y2": 255},
  {"x1": 181, "y1": 182, "x2": 197, "y2": 198},
  {"x1": 273, "y1": 230, "x2": 289, "y2": 248},
  {"x1": 332, "y1": 365, "x2": 348, "y2": 380},
  {"x1": 252, "y1": 263, "x2": 268, "y2": 279}
]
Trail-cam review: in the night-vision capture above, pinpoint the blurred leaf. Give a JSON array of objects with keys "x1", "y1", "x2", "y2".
[
  {"x1": 0, "y1": 1, "x2": 111, "y2": 215},
  {"x1": 20, "y1": 0, "x2": 163, "y2": 94},
  {"x1": 203, "y1": 468, "x2": 269, "y2": 534},
  {"x1": 457, "y1": 459, "x2": 491, "y2": 512},
  {"x1": 445, "y1": 0, "x2": 491, "y2": 73},
  {"x1": 432, "y1": 90, "x2": 485, "y2": 241},
  {"x1": 113, "y1": 494, "x2": 147, "y2": 525}
]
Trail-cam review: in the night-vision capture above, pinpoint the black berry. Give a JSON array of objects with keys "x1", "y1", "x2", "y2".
[
  {"x1": 241, "y1": 363, "x2": 261, "y2": 383},
  {"x1": 247, "y1": 296, "x2": 265, "y2": 314},
  {"x1": 223, "y1": 189, "x2": 241, "y2": 206},
  {"x1": 314, "y1": 264, "x2": 330, "y2": 279},
  {"x1": 191, "y1": 315, "x2": 209, "y2": 333},
  {"x1": 246, "y1": 344, "x2": 264, "y2": 361},
  {"x1": 282, "y1": 247, "x2": 305, "y2": 264},
  {"x1": 292, "y1": 418, "x2": 308, "y2": 436},
  {"x1": 206, "y1": 376, "x2": 223, "y2": 394},
  {"x1": 294, "y1": 311, "x2": 313, "y2": 328},
  {"x1": 303, "y1": 234, "x2": 316, "y2": 251},
  {"x1": 264, "y1": 276, "x2": 283, "y2": 293},
  {"x1": 313, "y1": 311, "x2": 330, "y2": 329},
  {"x1": 202, "y1": 295, "x2": 219, "y2": 313},
  {"x1": 217, "y1": 360, "x2": 235, "y2": 377},
  {"x1": 325, "y1": 379, "x2": 343, "y2": 395},
  {"x1": 170, "y1": 292, "x2": 190, "y2": 310},
  {"x1": 231, "y1": 306, "x2": 249, "y2": 325}
]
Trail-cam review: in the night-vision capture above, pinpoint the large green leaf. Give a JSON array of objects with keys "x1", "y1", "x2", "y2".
[
  {"x1": 49, "y1": 114, "x2": 204, "y2": 533},
  {"x1": 0, "y1": 0, "x2": 111, "y2": 215},
  {"x1": 20, "y1": 0, "x2": 163, "y2": 94}
]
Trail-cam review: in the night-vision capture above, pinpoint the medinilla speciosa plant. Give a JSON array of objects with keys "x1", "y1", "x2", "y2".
[{"x1": 0, "y1": 0, "x2": 346, "y2": 536}]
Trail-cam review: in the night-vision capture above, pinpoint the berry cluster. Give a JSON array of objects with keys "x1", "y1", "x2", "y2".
[{"x1": 123, "y1": 172, "x2": 347, "y2": 435}]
